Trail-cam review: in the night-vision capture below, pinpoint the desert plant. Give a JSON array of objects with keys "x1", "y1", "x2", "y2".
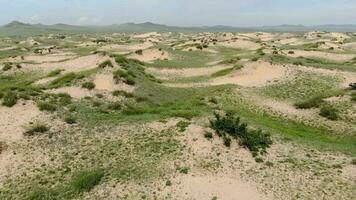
[
  {"x1": 319, "y1": 105, "x2": 338, "y2": 120},
  {"x1": 204, "y1": 132, "x2": 213, "y2": 139},
  {"x1": 124, "y1": 76, "x2": 136, "y2": 85},
  {"x1": 82, "y1": 82, "x2": 95, "y2": 90},
  {"x1": 349, "y1": 83, "x2": 356, "y2": 90},
  {"x1": 294, "y1": 96, "x2": 324, "y2": 109},
  {"x1": 37, "y1": 101, "x2": 57, "y2": 112},
  {"x1": 47, "y1": 69, "x2": 63, "y2": 77},
  {"x1": 135, "y1": 49, "x2": 143, "y2": 55},
  {"x1": 24, "y1": 123, "x2": 50, "y2": 136},
  {"x1": 64, "y1": 114, "x2": 77, "y2": 124},
  {"x1": 210, "y1": 111, "x2": 272, "y2": 156},
  {"x1": 107, "y1": 101, "x2": 121, "y2": 111},
  {"x1": 98, "y1": 60, "x2": 113, "y2": 68},
  {"x1": 68, "y1": 169, "x2": 104, "y2": 194},
  {"x1": 176, "y1": 120, "x2": 190, "y2": 132},
  {"x1": 1, "y1": 92, "x2": 18, "y2": 107},
  {"x1": 2, "y1": 63, "x2": 12, "y2": 71}
]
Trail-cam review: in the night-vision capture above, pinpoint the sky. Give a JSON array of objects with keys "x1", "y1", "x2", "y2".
[{"x1": 0, "y1": 0, "x2": 355, "y2": 26}]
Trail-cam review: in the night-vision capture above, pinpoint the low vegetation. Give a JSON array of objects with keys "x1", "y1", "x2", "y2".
[{"x1": 210, "y1": 111, "x2": 272, "y2": 156}]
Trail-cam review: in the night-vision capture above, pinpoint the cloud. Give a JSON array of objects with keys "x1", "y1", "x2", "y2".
[{"x1": 29, "y1": 14, "x2": 43, "y2": 23}]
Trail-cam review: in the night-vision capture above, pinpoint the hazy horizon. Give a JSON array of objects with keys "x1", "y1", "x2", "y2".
[{"x1": 0, "y1": 0, "x2": 355, "y2": 27}]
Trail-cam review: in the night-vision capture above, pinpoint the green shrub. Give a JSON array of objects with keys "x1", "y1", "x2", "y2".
[
  {"x1": 176, "y1": 120, "x2": 190, "y2": 132},
  {"x1": 349, "y1": 83, "x2": 356, "y2": 90},
  {"x1": 112, "y1": 90, "x2": 134, "y2": 98},
  {"x1": 210, "y1": 111, "x2": 272, "y2": 156},
  {"x1": 98, "y1": 60, "x2": 113, "y2": 68},
  {"x1": 319, "y1": 105, "x2": 338, "y2": 120},
  {"x1": 49, "y1": 72, "x2": 78, "y2": 88},
  {"x1": 64, "y1": 115, "x2": 77, "y2": 124},
  {"x1": 68, "y1": 169, "x2": 104, "y2": 194},
  {"x1": 57, "y1": 93, "x2": 72, "y2": 106},
  {"x1": 37, "y1": 101, "x2": 57, "y2": 112},
  {"x1": 135, "y1": 49, "x2": 143, "y2": 55},
  {"x1": 294, "y1": 96, "x2": 324, "y2": 109},
  {"x1": 351, "y1": 92, "x2": 356, "y2": 102},
  {"x1": 107, "y1": 102, "x2": 121, "y2": 111},
  {"x1": 82, "y1": 82, "x2": 95, "y2": 90},
  {"x1": 47, "y1": 69, "x2": 63, "y2": 77},
  {"x1": 177, "y1": 167, "x2": 189, "y2": 174},
  {"x1": 2, "y1": 63, "x2": 12, "y2": 71},
  {"x1": 124, "y1": 76, "x2": 136, "y2": 85},
  {"x1": 1, "y1": 92, "x2": 18, "y2": 107},
  {"x1": 204, "y1": 132, "x2": 213, "y2": 139},
  {"x1": 24, "y1": 123, "x2": 50, "y2": 136}
]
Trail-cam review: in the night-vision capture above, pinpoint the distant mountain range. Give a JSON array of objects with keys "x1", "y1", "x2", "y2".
[{"x1": 1, "y1": 21, "x2": 356, "y2": 36}]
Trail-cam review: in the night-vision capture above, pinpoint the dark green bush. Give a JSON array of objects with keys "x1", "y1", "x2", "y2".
[
  {"x1": 204, "y1": 132, "x2": 213, "y2": 139},
  {"x1": 294, "y1": 96, "x2": 324, "y2": 109},
  {"x1": 37, "y1": 101, "x2": 57, "y2": 112},
  {"x1": 24, "y1": 123, "x2": 50, "y2": 136},
  {"x1": 107, "y1": 102, "x2": 121, "y2": 111},
  {"x1": 98, "y1": 60, "x2": 113, "y2": 68},
  {"x1": 319, "y1": 105, "x2": 338, "y2": 120},
  {"x1": 1, "y1": 92, "x2": 18, "y2": 107},
  {"x1": 2, "y1": 63, "x2": 12, "y2": 71},
  {"x1": 210, "y1": 111, "x2": 272, "y2": 156},
  {"x1": 124, "y1": 76, "x2": 136, "y2": 85},
  {"x1": 47, "y1": 69, "x2": 63, "y2": 77},
  {"x1": 112, "y1": 90, "x2": 134, "y2": 98},
  {"x1": 349, "y1": 83, "x2": 356, "y2": 90},
  {"x1": 68, "y1": 169, "x2": 104, "y2": 194},
  {"x1": 176, "y1": 121, "x2": 190, "y2": 132},
  {"x1": 82, "y1": 82, "x2": 95, "y2": 90},
  {"x1": 64, "y1": 115, "x2": 77, "y2": 124},
  {"x1": 135, "y1": 49, "x2": 143, "y2": 55}
]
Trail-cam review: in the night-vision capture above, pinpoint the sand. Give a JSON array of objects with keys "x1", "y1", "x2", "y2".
[
  {"x1": 128, "y1": 49, "x2": 170, "y2": 63},
  {"x1": 93, "y1": 74, "x2": 135, "y2": 92},
  {"x1": 146, "y1": 65, "x2": 231, "y2": 80},
  {"x1": 24, "y1": 54, "x2": 105, "y2": 72},
  {"x1": 24, "y1": 52, "x2": 77, "y2": 63},
  {"x1": 218, "y1": 39, "x2": 261, "y2": 50},
  {"x1": 284, "y1": 50, "x2": 355, "y2": 62},
  {"x1": 210, "y1": 61, "x2": 289, "y2": 87},
  {"x1": 0, "y1": 101, "x2": 45, "y2": 142}
]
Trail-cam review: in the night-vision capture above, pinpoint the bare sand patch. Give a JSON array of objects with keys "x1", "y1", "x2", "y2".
[
  {"x1": 283, "y1": 50, "x2": 354, "y2": 62},
  {"x1": 0, "y1": 46, "x2": 17, "y2": 51},
  {"x1": 0, "y1": 101, "x2": 45, "y2": 142},
  {"x1": 24, "y1": 52, "x2": 77, "y2": 63},
  {"x1": 210, "y1": 61, "x2": 289, "y2": 87},
  {"x1": 218, "y1": 39, "x2": 261, "y2": 50},
  {"x1": 128, "y1": 49, "x2": 170, "y2": 63},
  {"x1": 132, "y1": 32, "x2": 161, "y2": 39},
  {"x1": 99, "y1": 42, "x2": 153, "y2": 53},
  {"x1": 164, "y1": 173, "x2": 269, "y2": 200},
  {"x1": 50, "y1": 86, "x2": 93, "y2": 99},
  {"x1": 24, "y1": 54, "x2": 104, "y2": 72},
  {"x1": 146, "y1": 65, "x2": 230, "y2": 80},
  {"x1": 93, "y1": 74, "x2": 135, "y2": 92}
]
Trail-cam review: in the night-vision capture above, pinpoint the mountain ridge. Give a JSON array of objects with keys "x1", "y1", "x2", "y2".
[{"x1": 1, "y1": 20, "x2": 356, "y2": 36}]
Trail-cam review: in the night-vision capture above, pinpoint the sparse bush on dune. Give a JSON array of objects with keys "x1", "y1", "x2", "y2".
[
  {"x1": 2, "y1": 63, "x2": 12, "y2": 71},
  {"x1": 24, "y1": 122, "x2": 50, "y2": 136},
  {"x1": 349, "y1": 83, "x2": 356, "y2": 90},
  {"x1": 47, "y1": 69, "x2": 63, "y2": 77},
  {"x1": 210, "y1": 111, "x2": 272, "y2": 156},
  {"x1": 135, "y1": 49, "x2": 143, "y2": 55},
  {"x1": 64, "y1": 114, "x2": 77, "y2": 124},
  {"x1": 37, "y1": 101, "x2": 57, "y2": 112},
  {"x1": 82, "y1": 81, "x2": 95, "y2": 90},
  {"x1": 1, "y1": 91, "x2": 18, "y2": 107},
  {"x1": 294, "y1": 96, "x2": 324, "y2": 109},
  {"x1": 319, "y1": 105, "x2": 339, "y2": 120},
  {"x1": 98, "y1": 60, "x2": 113, "y2": 68}
]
